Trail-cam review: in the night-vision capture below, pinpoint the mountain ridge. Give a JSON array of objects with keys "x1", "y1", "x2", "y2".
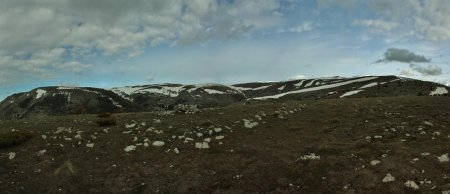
[{"x1": 0, "y1": 75, "x2": 448, "y2": 119}]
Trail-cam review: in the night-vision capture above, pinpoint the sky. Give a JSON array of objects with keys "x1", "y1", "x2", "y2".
[{"x1": 1, "y1": 0, "x2": 450, "y2": 100}]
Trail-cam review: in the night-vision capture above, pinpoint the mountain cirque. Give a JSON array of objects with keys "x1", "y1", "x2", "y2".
[{"x1": 0, "y1": 75, "x2": 448, "y2": 119}]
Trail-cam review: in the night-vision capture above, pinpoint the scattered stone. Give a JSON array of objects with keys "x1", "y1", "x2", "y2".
[
  {"x1": 438, "y1": 153, "x2": 449, "y2": 163},
  {"x1": 74, "y1": 134, "x2": 82, "y2": 140},
  {"x1": 196, "y1": 133, "x2": 203, "y2": 137},
  {"x1": 153, "y1": 119, "x2": 162, "y2": 124},
  {"x1": 382, "y1": 173, "x2": 395, "y2": 182},
  {"x1": 173, "y1": 148, "x2": 180, "y2": 154},
  {"x1": 423, "y1": 121, "x2": 433, "y2": 126},
  {"x1": 8, "y1": 152, "x2": 15, "y2": 160},
  {"x1": 152, "y1": 141, "x2": 165, "y2": 147},
  {"x1": 37, "y1": 150, "x2": 46, "y2": 156},
  {"x1": 374, "y1": 135, "x2": 382, "y2": 139},
  {"x1": 215, "y1": 135, "x2": 224, "y2": 140},
  {"x1": 298, "y1": 153, "x2": 320, "y2": 160},
  {"x1": 404, "y1": 180, "x2": 419, "y2": 190},
  {"x1": 204, "y1": 138, "x2": 211, "y2": 142},
  {"x1": 243, "y1": 119, "x2": 258, "y2": 129},
  {"x1": 143, "y1": 142, "x2": 149, "y2": 148},
  {"x1": 195, "y1": 142, "x2": 209, "y2": 149},
  {"x1": 370, "y1": 160, "x2": 381, "y2": 166},
  {"x1": 86, "y1": 143, "x2": 94, "y2": 148},
  {"x1": 125, "y1": 123, "x2": 136, "y2": 129},
  {"x1": 214, "y1": 127, "x2": 222, "y2": 133},
  {"x1": 41, "y1": 135, "x2": 47, "y2": 140},
  {"x1": 124, "y1": 145, "x2": 137, "y2": 152}
]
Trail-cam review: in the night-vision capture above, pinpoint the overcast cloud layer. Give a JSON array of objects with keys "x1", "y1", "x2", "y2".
[{"x1": 0, "y1": 0, "x2": 449, "y2": 99}]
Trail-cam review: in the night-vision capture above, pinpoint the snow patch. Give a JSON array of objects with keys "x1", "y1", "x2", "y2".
[
  {"x1": 340, "y1": 90, "x2": 363, "y2": 98},
  {"x1": 254, "y1": 77, "x2": 378, "y2": 100},
  {"x1": 359, "y1": 82, "x2": 378, "y2": 89},
  {"x1": 203, "y1": 89, "x2": 224, "y2": 94},
  {"x1": 430, "y1": 87, "x2": 448, "y2": 95},
  {"x1": 35, "y1": 89, "x2": 47, "y2": 99}
]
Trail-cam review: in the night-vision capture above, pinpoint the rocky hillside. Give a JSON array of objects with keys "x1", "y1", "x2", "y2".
[
  {"x1": 0, "y1": 87, "x2": 142, "y2": 119},
  {"x1": 0, "y1": 76, "x2": 448, "y2": 119}
]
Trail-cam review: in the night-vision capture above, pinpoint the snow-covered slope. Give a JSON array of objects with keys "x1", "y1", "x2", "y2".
[{"x1": 1, "y1": 75, "x2": 449, "y2": 119}]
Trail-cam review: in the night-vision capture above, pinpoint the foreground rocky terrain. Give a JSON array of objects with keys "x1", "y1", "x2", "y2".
[
  {"x1": 1, "y1": 75, "x2": 448, "y2": 119},
  {"x1": 1, "y1": 96, "x2": 449, "y2": 193}
]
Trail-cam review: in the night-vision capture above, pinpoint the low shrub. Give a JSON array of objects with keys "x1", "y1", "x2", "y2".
[{"x1": 0, "y1": 131, "x2": 34, "y2": 149}]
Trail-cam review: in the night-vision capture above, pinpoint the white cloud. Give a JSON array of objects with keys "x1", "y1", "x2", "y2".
[
  {"x1": 353, "y1": 19, "x2": 398, "y2": 31},
  {"x1": 0, "y1": 0, "x2": 284, "y2": 86},
  {"x1": 399, "y1": 68, "x2": 415, "y2": 76},
  {"x1": 410, "y1": 64, "x2": 442, "y2": 76},
  {"x1": 289, "y1": 74, "x2": 308, "y2": 80}
]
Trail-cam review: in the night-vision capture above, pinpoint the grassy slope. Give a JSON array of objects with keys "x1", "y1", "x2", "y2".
[{"x1": 0, "y1": 96, "x2": 449, "y2": 194}]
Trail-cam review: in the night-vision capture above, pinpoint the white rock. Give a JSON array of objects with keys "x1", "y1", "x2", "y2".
[
  {"x1": 153, "y1": 119, "x2": 162, "y2": 124},
  {"x1": 243, "y1": 119, "x2": 258, "y2": 129},
  {"x1": 382, "y1": 173, "x2": 395, "y2": 182},
  {"x1": 404, "y1": 180, "x2": 419, "y2": 190},
  {"x1": 421, "y1": 152, "x2": 430, "y2": 156},
  {"x1": 143, "y1": 142, "x2": 149, "y2": 148},
  {"x1": 8, "y1": 152, "x2": 15, "y2": 160},
  {"x1": 374, "y1": 135, "x2": 382, "y2": 139},
  {"x1": 152, "y1": 141, "x2": 165, "y2": 147},
  {"x1": 173, "y1": 148, "x2": 180, "y2": 154},
  {"x1": 214, "y1": 128, "x2": 222, "y2": 133},
  {"x1": 438, "y1": 153, "x2": 449, "y2": 163},
  {"x1": 299, "y1": 153, "x2": 320, "y2": 160},
  {"x1": 442, "y1": 190, "x2": 450, "y2": 194},
  {"x1": 423, "y1": 121, "x2": 433, "y2": 126},
  {"x1": 125, "y1": 123, "x2": 136, "y2": 129},
  {"x1": 124, "y1": 145, "x2": 136, "y2": 152},
  {"x1": 41, "y1": 135, "x2": 47, "y2": 140},
  {"x1": 370, "y1": 160, "x2": 381, "y2": 166},
  {"x1": 74, "y1": 134, "x2": 82, "y2": 140},
  {"x1": 86, "y1": 143, "x2": 94, "y2": 148},
  {"x1": 195, "y1": 142, "x2": 209, "y2": 149},
  {"x1": 37, "y1": 150, "x2": 46, "y2": 156},
  {"x1": 215, "y1": 136, "x2": 225, "y2": 140},
  {"x1": 196, "y1": 133, "x2": 203, "y2": 137},
  {"x1": 204, "y1": 138, "x2": 211, "y2": 142},
  {"x1": 133, "y1": 136, "x2": 138, "y2": 142}
]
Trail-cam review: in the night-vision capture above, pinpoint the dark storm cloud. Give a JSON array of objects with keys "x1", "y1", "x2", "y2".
[{"x1": 377, "y1": 48, "x2": 431, "y2": 64}]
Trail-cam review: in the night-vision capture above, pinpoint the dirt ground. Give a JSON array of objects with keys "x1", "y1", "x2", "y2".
[{"x1": 0, "y1": 96, "x2": 449, "y2": 194}]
